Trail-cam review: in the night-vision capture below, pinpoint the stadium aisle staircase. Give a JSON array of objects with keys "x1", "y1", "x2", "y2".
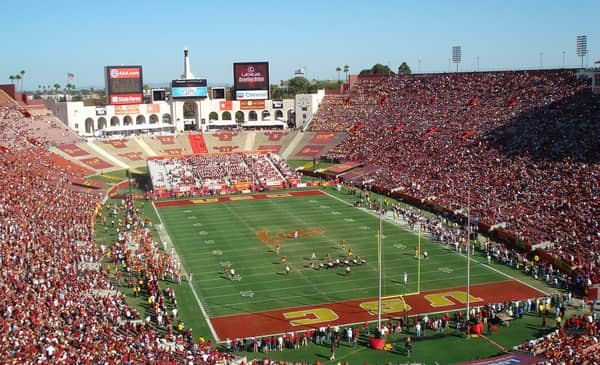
[
  {"x1": 133, "y1": 138, "x2": 158, "y2": 157},
  {"x1": 86, "y1": 141, "x2": 129, "y2": 169},
  {"x1": 280, "y1": 132, "x2": 305, "y2": 158},
  {"x1": 244, "y1": 131, "x2": 256, "y2": 151},
  {"x1": 188, "y1": 134, "x2": 208, "y2": 154}
]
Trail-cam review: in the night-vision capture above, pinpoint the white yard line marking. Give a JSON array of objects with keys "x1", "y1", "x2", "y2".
[
  {"x1": 321, "y1": 189, "x2": 550, "y2": 296},
  {"x1": 152, "y1": 202, "x2": 220, "y2": 341}
]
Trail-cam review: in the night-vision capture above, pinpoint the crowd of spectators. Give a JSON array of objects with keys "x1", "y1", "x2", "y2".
[
  {"x1": 0, "y1": 102, "x2": 80, "y2": 150},
  {"x1": 268, "y1": 153, "x2": 301, "y2": 183},
  {"x1": 247, "y1": 153, "x2": 285, "y2": 186},
  {"x1": 0, "y1": 102, "x2": 232, "y2": 363},
  {"x1": 517, "y1": 312, "x2": 600, "y2": 364},
  {"x1": 148, "y1": 153, "x2": 300, "y2": 194},
  {"x1": 311, "y1": 70, "x2": 600, "y2": 284},
  {"x1": 2, "y1": 70, "x2": 599, "y2": 363}
]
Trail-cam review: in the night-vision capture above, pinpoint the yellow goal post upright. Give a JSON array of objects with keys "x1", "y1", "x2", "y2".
[{"x1": 379, "y1": 224, "x2": 422, "y2": 312}]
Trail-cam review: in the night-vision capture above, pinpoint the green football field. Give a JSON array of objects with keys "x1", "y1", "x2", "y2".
[{"x1": 155, "y1": 189, "x2": 508, "y2": 322}]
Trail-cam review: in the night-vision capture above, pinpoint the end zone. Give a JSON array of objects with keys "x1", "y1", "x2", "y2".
[{"x1": 211, "y1": 280, "x2": 546, "y2": 340}]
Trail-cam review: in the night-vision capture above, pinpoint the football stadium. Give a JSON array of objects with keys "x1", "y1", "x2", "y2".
[{"x1": 1, "y1": 4, "x2": 600, "y2": 364}]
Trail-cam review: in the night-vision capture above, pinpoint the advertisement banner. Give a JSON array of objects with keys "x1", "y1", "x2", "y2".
[
  {"x1": 105, "y1": 65, "x2": 143, "y2": 105},
  {"x1": 272, "y1": 100, "x2": 283, "y2": 109},
  {"x1": 236, "y1": 90, "x2": 269, "y2": 100},
  {"x1": 234, "y1": 62, "x2": 269, "y2": 100},
  {"x1": 171, "y1": 79, "x2": 207, "y2": 87},
  {"x1": 219, "y1": 100, "x2": 233, "y2": 110},
  {"x1": 110, "y1": 94, "x2": 143, "y2": 105},
  {"x1": 115, "y1": 104, "x2": 140, "y2": 115},
  {"x1": 240, "y1": 100, "x2": 265, "y2": 110},
  {"x1": 108, "y1": 67, "x2": 142, "y2": 79},
  {"x1": 172, "y1": 87, "x2": 208, "y2": 98},
  {"x1": 95, "y1": 106, "x2": 107, "y2": 116},
  {"x1": 146, "y1": 104, "x2": 160, "y2": 113}
]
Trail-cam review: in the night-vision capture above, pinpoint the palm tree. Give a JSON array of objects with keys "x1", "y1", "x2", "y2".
[
  {"x1": 343, "y1": 65, "x2": 350, "y2": 82},
  {"x1": 9, "y1": 75, "x2": 15, "y2": 84},
  {"x1": 54, "y1": 83, "x2": 60, "y2": 95},
  {"x1": 15, "y1": 74, "x2": 21, "y2": 90},
  {"x1": 19, "y1": 70, "x2": 25, "y2": 91},
  {"x1": 335, "y1": 66, "x2": 342, "y2": 82}
]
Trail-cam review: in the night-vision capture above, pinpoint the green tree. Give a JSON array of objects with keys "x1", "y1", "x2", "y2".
[
  {"x1": 335, "y1": 66, "x2": 342, "y2": 82},
  {"x1": 19, "y1": 70, "x2": 25, "y2": 91},
  {"x1": 359, "y1": 64, "x2": 394, "y2": 75},
  {"x1": 271, "y1": 84, "x2": 283, "y2": 99},
  {"x1": 287, "y1": 76, "x2": 312, "y2": 94},
  {"x1": 398, "y1": 62, "x2": 412, "y2": 75},
  {"x1": 54, "y1": 83, "x2": 61, "y2": 94},
  {"x1": 343, "y1": 64, "x2": 350, "y2": 82},
  {"x1": 9, "y1": 75, "x2": 15, "y2": 84},
  {"x1": 313, "y1": 80, "x2": 341, "y2": 90},
  {"x1": 15, "y1": 74, "x2": 22, "y2": 90}
]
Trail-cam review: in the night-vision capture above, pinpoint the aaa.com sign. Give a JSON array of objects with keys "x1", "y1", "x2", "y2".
[{"x1": 108, "y1": 66, "x2": 142, "y2": 79}]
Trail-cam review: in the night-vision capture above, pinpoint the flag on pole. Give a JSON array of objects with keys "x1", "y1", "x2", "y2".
[{"x1": 67, "y1": 73, "x2": 75, "y2": 81}]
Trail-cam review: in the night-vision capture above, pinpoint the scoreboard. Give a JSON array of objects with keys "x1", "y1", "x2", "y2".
[
  {"x1": 105, "y1": 66, "x2": 143, "y2": 105},
  {"x1": 233, "y1": 62, "x2": 270, "y2": 100}
]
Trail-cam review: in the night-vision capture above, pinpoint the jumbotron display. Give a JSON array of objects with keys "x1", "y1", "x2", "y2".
[
  {"x1": 233, "y1": 62, "x2": 270, "y2": 100},
  {"x1": 171, "y1": 79, "x2": 208, "y2": 99},
  {"x1": 105, "y1": 65, "x2": 143, "y2": 105}
]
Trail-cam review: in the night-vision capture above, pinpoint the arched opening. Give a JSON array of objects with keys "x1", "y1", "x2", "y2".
[
  {"x1": 209, "y1": 111, "x2": 219, "y2": 120},
  {"x1": 235, "y1": 111, "x2": 245, "y2": 122},
  {"x1": 262, "y1": 110, "x2": 271, "y2": 120},
  {"x1": 136, "y1": 115, "x2": 146, "y2": 125},
  {"x1": 222, "y1": 111, "x2": 232, "y2": 120},
  {"x1": 123, "y1": 116, "x2": 133, "y2": 126},
  {"x1": 274, "y1": 110, "x2": 284, "y2": 120},
  {"x1": 110, "y1": 116, "x2": 120, "y2": 126},
  {"x1": 182, "y1": 101, "x2": 198, "y2": 131},
  {"x1": 248, "y1": 111, "x2": 258, "y2": 121},
  {"x1": 287, "y1": 110, "x2": 295, "y2": 128},
  {"x1": 149, "y1": 114, "x2": 159, "y2": 124},
  {"x1": 162, "y1": 114, "x2": 172, "y2": 124},
  {"x1": 85, "y1": 118, "x2": 94, "y2": 134},
  {"x1": 98, "y1": 117, "x2": 107, "y2": 130}
]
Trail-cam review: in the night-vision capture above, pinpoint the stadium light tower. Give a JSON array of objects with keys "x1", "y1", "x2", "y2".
[
  {"x1": 577, "y1": 35, "x2": 588, "y2": 69},
  {"x1": 452, "y1": 46, "x2": 462, "y2": 72}
]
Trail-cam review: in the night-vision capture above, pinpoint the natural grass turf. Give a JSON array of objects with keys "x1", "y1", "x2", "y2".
[
  {"x1": 156, "y1": 190, "x2": 508, "y2": 319},
  {"x1": 96, "y1": 186, "x2": 564, "y2": 365},
  {"x1": 228, "y1": 312, "x2": 550, "y2": 365}
]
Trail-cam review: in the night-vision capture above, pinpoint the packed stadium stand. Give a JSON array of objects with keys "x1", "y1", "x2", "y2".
[
  {"x1": 311, "y1": 70, "x2": 600, "y2": 285},
  {"x1": 1, "y1": 68, "x2": 599, "y2": 363},
  {"x1": 0, "y1": 101, "x2": 236, "y2": 363},
  {"x1": 147, "y1": 152, "x2": 300, "y2": 196}
]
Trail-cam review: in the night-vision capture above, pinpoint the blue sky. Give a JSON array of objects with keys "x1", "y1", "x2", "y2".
[{"x1": 1, "y1": 0, "x2": 599, "y2": 90}]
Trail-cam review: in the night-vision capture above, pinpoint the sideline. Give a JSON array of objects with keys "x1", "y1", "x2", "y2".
[
  {"x1": 152, "y1": 201, "x2": 220, "y2": 341},
  {"x1": 320, "y1": 188, "x2": 550, "y2": 297}
]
